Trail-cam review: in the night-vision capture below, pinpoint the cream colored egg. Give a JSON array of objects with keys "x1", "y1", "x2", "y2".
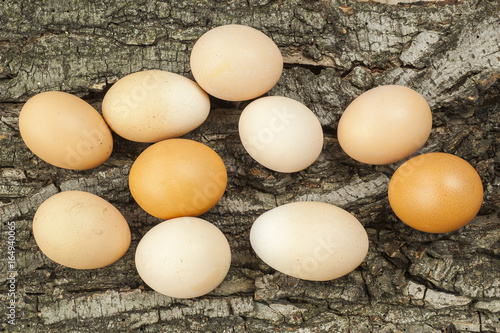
[
  {"x1": 102, "y1": 70, "x2": 210, "y2": 142},
  {"x1": 19, "y1": 91, "x2": 113, "y2": 170},
  {"x1": 135, "y1": 217, "x2": 231, "y2": 299},
  {"x1": 238, "y1": 96, "x2": 324, "y2": 173},
  {"x1": 337, "y1": 85, "x2": 432, "y2": 165},
  {"x1": 33, "y1": 191, "x2": 131, "y2": 269},
  {"x1": 250, "y1": 201, "x2": 368, "y2": 281},
  {"x1": 190, "y1": 24, "x2": 283, "y2": 101}
]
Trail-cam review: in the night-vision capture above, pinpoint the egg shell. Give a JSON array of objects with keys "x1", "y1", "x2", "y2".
[
  {"x1": 238, "y1": 96, "x2": 324, "y2": 173},
  {"x1": 129, "y1": 138, "x2": 227, "y2": 220},
  {"x1": 250, "y1": 201, "x2": 369, "y2": 281},
  {"x1": 135, "y1": 217, "x2": 231, "y2": 299},
  {"x1": 19, "y1": 91, "x2": 113, "y2": 170},
  {"x1": 102, "y1": 70, "x2": 210, "y2": 143},
  {"x1": 337, "y1": 85, "x2": 432, "y2": 165},
  {"x1": 33, "y1": 191, "x2": 131, "y2": 269},
  {"x1": 190, "y1": 24, "x2": 283, "y2": 101},
  {"x1": 388, "y1": 152, "x2": 483, "y2": 233}
]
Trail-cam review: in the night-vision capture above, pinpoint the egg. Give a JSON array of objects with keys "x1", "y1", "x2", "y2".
[
  {"x1": 238, "y1": 96, "x2": 324, "y2": 173},
  {"x1": 102, "y1": 70, "x2": 210, "y2": 143},
  {"x1": 19, "y1": 91, "x2": 113, "y2": 170},
  {"x1": 337, "y1": 85, "x2": 432, "y2": 165},
  {"x1": 190, "y1": 24, "x2": 283, "y2": 101},
  {"x1": 388, "y1": 152, "x2": 483, "y2": 233},
  {"x1": 135, "y1": 217, "x2": 231, "y2": 298},
  {"x1": 250, "y1": 201, "x2": 369, "y2": 281},
  {"x1": 129, "y1": 139, "x2": 227, "y2": 220},
  {"x1": 33, "y1": 191, "x2": 131, "y2": 269}
]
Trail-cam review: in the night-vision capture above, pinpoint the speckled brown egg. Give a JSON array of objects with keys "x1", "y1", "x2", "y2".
[
  {"x1": 33, "y1": 191, "x2": 131, "y2": 269},
  {"x1": 388, "y1": 152, "x2": 483, "y2": 233}
]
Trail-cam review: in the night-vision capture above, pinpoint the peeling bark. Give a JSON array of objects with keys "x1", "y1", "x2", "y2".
[{"x1": 1, "y1": 0, "x2": 499, "y2": 332}]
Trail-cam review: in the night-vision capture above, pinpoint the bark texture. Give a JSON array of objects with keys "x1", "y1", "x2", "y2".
[{"x1": 1, "y1": 0, "x2": 499, "y2": 332}]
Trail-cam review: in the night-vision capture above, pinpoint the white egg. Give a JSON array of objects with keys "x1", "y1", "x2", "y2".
[
  {"x1": 135, "y1": 217, "x2": 231, "y2": 299},
  {"x1": 250, "y1": 201, "x2": 369, "y2": 281},
  {"x1": 238, "y1": 96, "x2": 324, "y2": 173}
]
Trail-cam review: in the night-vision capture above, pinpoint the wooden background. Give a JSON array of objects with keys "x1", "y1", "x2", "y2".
[{"x1": 1, "y1": 0, "x2": 499, "y2": 332}]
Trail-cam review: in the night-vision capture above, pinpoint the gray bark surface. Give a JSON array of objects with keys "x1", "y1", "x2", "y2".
[{"x1": 1, "y1": 0, "x2": 499, "y2": 332}]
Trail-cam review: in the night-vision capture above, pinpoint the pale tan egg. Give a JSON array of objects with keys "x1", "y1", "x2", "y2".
[
  {"x1": 135, "y1": 217, "x2": 231, "y2": 299},
  {"x1": 190, "y1": 24, "x2": 283, "y2": 101},
  {"x1": 19, "y1": 91, "x2": 113, "y2": 170},
  {"x1": 250, "y1": 201, "x2": 369, "y2": 281},
  {"x1": 102, "y1": 70, "x2": 210, "y2": 143},
  {"x1": 238, "y1": 96, "x2": 324, "y2": 173},
  {"x1": 337, "y1": 85, "x2": 432, "y2": 165},
  {"x1": 388, "y1": 152, "x2": 483, "y2": 233},
  {"x1": 33, "y1": 191, "x2": 131, "y2": 269}
]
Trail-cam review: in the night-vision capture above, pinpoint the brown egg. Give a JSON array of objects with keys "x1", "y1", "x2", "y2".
[
  {"x1": 337, "y1": 85, "x2": 432, "y2": 165},
  {"x1": 388, "y1": 152, "x2": 483, "y2": 233},
  {"x1": 33, "y1": 191, "x2": 131, "y2": 269},
  {"x1": 19, "y1": 91, "x2": 113, "y2": 170},
  {"x1": 190, "y1": 24, "x2": 283, "y2": 101},
  {"x1": 129, "y1": 139, "x2": 227, "y2": 220}
]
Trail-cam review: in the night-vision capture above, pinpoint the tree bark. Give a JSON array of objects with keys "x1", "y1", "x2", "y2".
[{"x1": 1, "y1": 0, "x2": 499, "y2": 332}]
